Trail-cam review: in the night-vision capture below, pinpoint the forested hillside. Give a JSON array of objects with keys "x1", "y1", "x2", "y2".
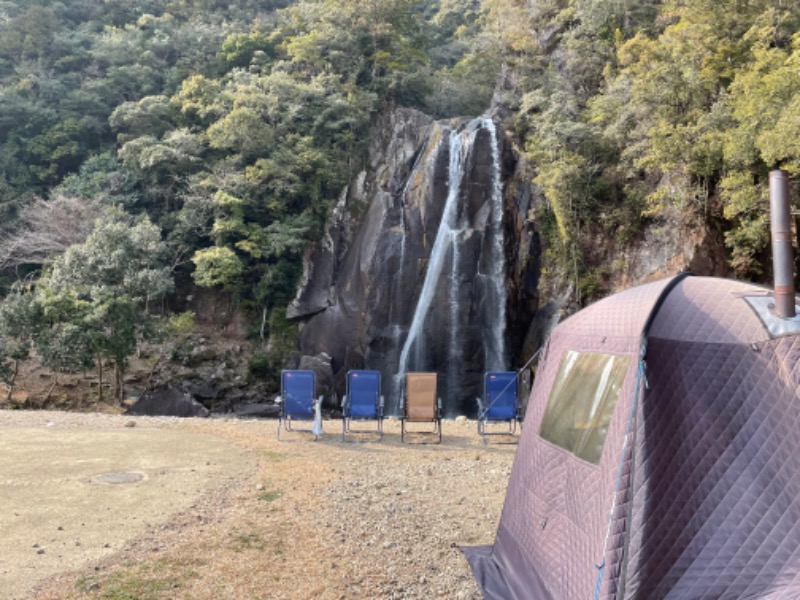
[{"x1": 1, "y1": 0, "x2": 798, "y2": 405}]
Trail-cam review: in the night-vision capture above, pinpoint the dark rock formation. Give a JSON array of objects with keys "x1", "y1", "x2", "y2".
[
  {"x1": 298, "y1": 353, "x2": 335, "y2": 404},
  {"x1": 180, "y1": 378, "x2": 220, "y2": 402},
  {"x1": 126, "y1": 385, "x2": 210, "y2": 418},
  {"x1": 290, "y1": 109, "x2": 540, "y2": 416}
]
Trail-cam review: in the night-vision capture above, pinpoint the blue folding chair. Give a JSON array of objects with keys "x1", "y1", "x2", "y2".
[
  {"x1": 276, "y1": 370, "x2": 323, "y2": 441},
  {"x1": 476, "y1": 371, "x2": 520, "y2": 444},
  {"x1": 341, "y1": 370, "x2": 384, "y2": 442}
]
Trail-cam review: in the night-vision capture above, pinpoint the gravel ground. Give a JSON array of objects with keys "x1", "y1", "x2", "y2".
[{"x1": 0, "y1": 410, "x2": 516, "y2": 599}]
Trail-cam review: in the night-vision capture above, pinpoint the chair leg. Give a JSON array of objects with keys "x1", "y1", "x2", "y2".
[
  {"x1": 402, "y1": 419, "x2": 442, "y2": 443},
  {"x1": 478, "y1": 419, "x2": 522, "y2": 445}
]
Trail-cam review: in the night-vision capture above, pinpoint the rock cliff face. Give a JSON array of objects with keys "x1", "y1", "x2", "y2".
[
  {"x1": 287, "y1": 108, "x2": 729, "y2": 417},
  {"x1": 289, "y1": 109, "x2": 538, "y2": 416}
]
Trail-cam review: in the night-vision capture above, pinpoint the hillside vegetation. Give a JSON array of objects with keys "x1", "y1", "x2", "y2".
[{"x1": 1, "y1": 0, "x2": 798, "y2": 400}]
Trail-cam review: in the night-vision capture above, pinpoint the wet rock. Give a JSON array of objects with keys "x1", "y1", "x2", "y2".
[{"x1": 287, "y1": 188, "x2": 354, "y2": 320}]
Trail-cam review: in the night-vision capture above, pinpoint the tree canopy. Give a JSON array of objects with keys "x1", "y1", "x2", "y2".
[{"x1": 0, "y1": 0, "x2": 496, "y2": 389}]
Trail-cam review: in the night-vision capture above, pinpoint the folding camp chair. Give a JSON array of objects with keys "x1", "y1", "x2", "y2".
[
  {"x1": 341, "y1": 370, "x2": 384, "y2": 442},
  {"x1": 400, "y1": 372, "x2": 442, "y2": 443},
  {"x1": 476, "y1": 371, "x2": 520, "y2": 444},
  {"x1": 276, "y1": 370, "x2": 324, "y2": 441}
]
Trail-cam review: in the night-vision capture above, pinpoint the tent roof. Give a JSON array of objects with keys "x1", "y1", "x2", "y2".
[
  {"x1": 558, "y1": 275, "x2": 796, "y2": 345},
  {"x1": 556, "y1": 276, "x2": 676, "y2": 340},
  {"x1": 649, "y1": 276, "x2": 775, "y2": 344}
]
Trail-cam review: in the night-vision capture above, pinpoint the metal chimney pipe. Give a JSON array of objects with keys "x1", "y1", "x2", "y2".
[{"x1": 769, "y1": 169, "x2": 796, "y2": 318}]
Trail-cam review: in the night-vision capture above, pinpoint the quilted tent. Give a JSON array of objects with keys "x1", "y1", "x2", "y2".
[{"x1": 463, "y1": 274, "x2": 800, "y2": 599}]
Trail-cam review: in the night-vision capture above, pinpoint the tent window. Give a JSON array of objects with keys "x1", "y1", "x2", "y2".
[{"x1": 539, "y1": 351, "x2": 630, "y2": 464}]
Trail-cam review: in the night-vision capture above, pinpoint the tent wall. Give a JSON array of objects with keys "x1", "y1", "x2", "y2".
[
  {"x1": 618, "y1": 278, "x2": 800, "y2": 599},
  {"x1": 466, "y1": 278, "x2": 678, "y2": 598},
  {"x1": 465, "y1": 275, "x2": 800, "y2": 599},
  {"x1": 622, "y1": 335, "x2": 800, "y2": 598}
]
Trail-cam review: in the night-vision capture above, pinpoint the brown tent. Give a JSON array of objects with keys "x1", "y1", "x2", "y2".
[{"x1": 464, "y1": 274, "x2": 800, "y2": 599}]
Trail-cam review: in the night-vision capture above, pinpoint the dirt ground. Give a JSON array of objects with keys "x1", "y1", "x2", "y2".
[{"x1": 0, "y1": 410, "x2": 517, "y2": 599}]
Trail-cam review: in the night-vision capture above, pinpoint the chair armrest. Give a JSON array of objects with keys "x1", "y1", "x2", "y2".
[
  {"x1": 476, "y1": 397, "x2": 483, "y2": 412},
  {"x1": 437, "y1": 397, "x2": 442, "y2": 416},
  {"x1": 275, "y1": 396, "x2": 282, "y2": 404},
  {"x1": 316, "y1": 395, "x2": 324, "y2": 407},
  {"x1": 341, "y1": 395, "x2": 348, "y2": 409}
]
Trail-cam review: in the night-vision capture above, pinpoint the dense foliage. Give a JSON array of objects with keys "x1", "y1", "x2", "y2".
[
  {"x1": 0, "y1": 209, "x2": 173, "y2": 401},
  {"x1": 0, "y1": 0, "x2": 495, "y2": 387},
  {"x1": 1, "y1": 0, "x2": 799, "y2": 390},
  {"x1": 485, "y1": 0, "x2": 800, "y2": 290}
]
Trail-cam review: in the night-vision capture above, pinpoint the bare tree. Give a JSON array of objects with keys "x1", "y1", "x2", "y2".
[{"x1": 0, "y1": 195, "x2": 107, "y2": 269}]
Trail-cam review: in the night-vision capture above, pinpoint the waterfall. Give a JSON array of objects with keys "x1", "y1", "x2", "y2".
[
  {"x1": 292, "y1": 111, "x2": 527, "y2": 420},
  {"x1": 394, "y1": 118, "x2": 507, "y2": 414},
  {"x1": 484, "y1": 118, "x2": 508, "y2": 370},
  {"x1": 449, "y1": 228, "x2": 462, "y2": 376},
  {"x1": 390, "y1": 135, "x2": 440, "y2": 359},
  {"x1": 396, "y1": 127, "x2": 465, "y2": 379}
]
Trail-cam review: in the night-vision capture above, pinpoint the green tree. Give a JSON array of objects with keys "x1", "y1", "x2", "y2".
[
  {"x1": 191, "y1": 246, "x2": 244, "y2": 289},
  {"x1": 109, "y1": 95, "x2": 178, "y2": 144},
  {"x1": 586, "y1": 0, "x2": 800, "y2": 277},
  {"x1": 39, "y1": 208, "x2": 174, "y2": 402},
  {"x1": 0, "y1": 287, "x2": 36, "y2": 400}
]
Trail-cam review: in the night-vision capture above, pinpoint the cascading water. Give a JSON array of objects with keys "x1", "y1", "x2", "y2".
[
  {"x1": 389, "y1": 135, "x2": 441, "y2": 359},
  {"x1": 483, "y1": 119, "x2": 508, "y2": 370},
  {"x1": 396, "y1": 128, "x2": 464, "y2": 380},
  {"x1": 294, "y1": 111, "x2": 539, "y2": 419},
  {"x1": 394, "y1": 118, "x2": 507, "y2": 416}
]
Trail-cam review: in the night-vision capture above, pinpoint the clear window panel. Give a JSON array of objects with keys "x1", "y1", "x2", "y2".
[{"x1": 539, "y1": 351, "x2": 631, "y2": 464}]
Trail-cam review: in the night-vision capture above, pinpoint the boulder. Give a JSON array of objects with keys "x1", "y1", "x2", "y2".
[
  {"x1": 180, "y1": 379, "x2": 220, "y2": 401},
  {"x1": 126, "y1": 385, "x2": 210, "y2": 418}
]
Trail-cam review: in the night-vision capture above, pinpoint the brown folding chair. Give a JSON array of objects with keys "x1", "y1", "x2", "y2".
[{"x1": 400, "y1": 372, "x2": 442, "y2": 443}]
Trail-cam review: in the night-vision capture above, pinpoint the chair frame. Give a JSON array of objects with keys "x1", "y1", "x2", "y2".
[
  {"x1": 341, "y1": 370, "x2": 384, "y2": 442},
  {"x1": 477, "y1": 371, "x2": 521, "y2": 444},
  {"x1": 276, "y1": 370, "x2": 324, "y2": 441},
  {"x1": 400, "y1": 372, "x2": 442, "y2": 444}
]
